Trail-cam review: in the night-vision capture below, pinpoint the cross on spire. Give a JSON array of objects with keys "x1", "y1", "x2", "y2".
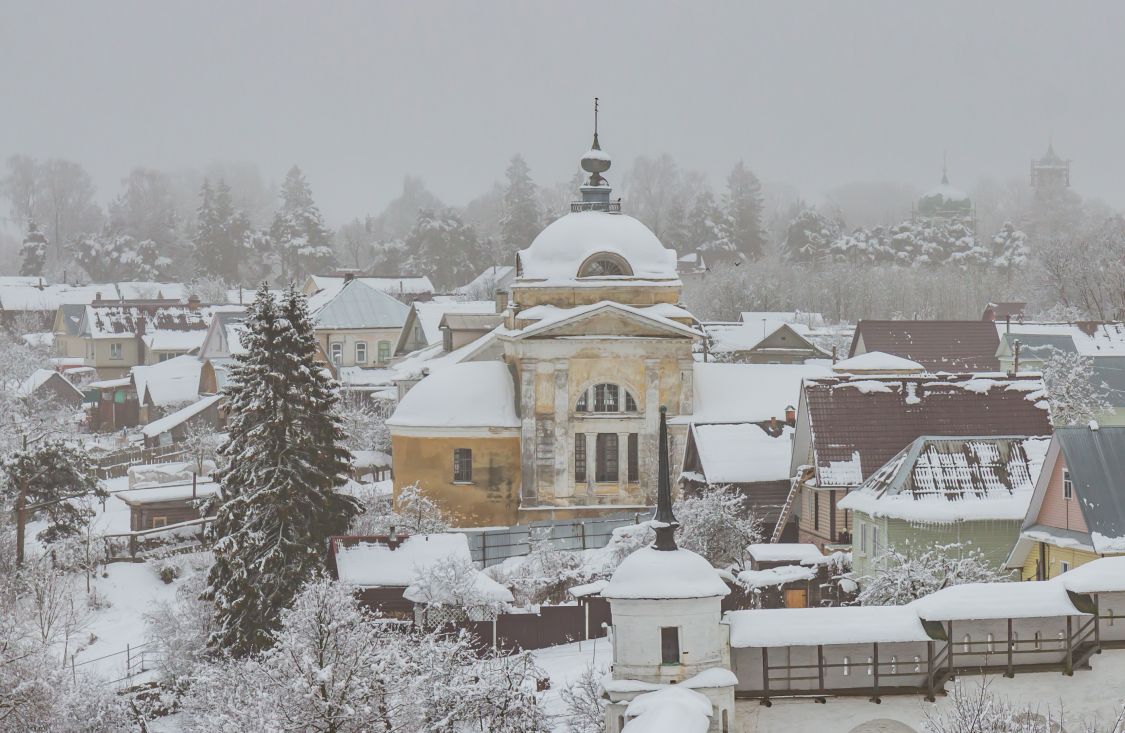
[{"x1": 592, "y1": 97, "x2": 601, "y2": 150}]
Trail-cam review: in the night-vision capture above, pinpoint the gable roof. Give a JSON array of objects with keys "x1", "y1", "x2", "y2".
[
  {"x1": 412, "y1": 299, "x2": 496, "y2": 344},
  {"x1": 1055, "y1": 426, "x2": 1125, "y2": 553},
  {"x1": 838, "y1": 435, "x2": 1050, "y2": 522},
  {"x1": 387, "y1": 361, "x2": 518, "y2": 430},
  {"x1": 1002, "y1": 322, "x2": 1125, "y2": 357},
  {"x1": 705, "y1": 321, "x2": 828, "y2": 357},
  {"x1": 132, "y1": 355, "x2": 204, "y2": 407},
  {"x1": 851, "y1": 320, "x2": 1001, "y2": 372},
  {"x1": 687, "y1": 423, "x2": 794, "y2": 484},
  {"x1": 309, "y1": 279, "x2": 410, "y2": 330},
  {"x1": 682, "y1": 362, "x2": 830, "y2": 425},
  {"x1": 801, "y1": 374, "x2": 1052, "y2": 487},
  {"x1": 505, "y1": 301, "x2": 699, "y2": 340},
  {"x1": 983, "y1": 302, "x2": 1027, "y2": 321}
]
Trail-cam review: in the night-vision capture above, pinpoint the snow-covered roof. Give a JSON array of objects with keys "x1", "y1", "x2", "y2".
[
  {"x1": 746, "y1": 544, "x2": 827, "y2": 565},
  {"x1": 334, "y1": 533, "x2": 473, "y2": 587},
  {"x1": 309, "y1": 279, "x2": 410, "y2": 330},
  {"x1": 832, "y1": 351, "x2": 926, "y2": 373},
  {"x1": 838, "y1": 436, "x2": 1050, "y2": 523},
  {"x1": 921, "y1": 180, "x2": 969, "y2": 204},
  {"x1": 726, "y1": 605, "x2": 935, "y2": 647},
  {"x1": 602, "y1": 546, "x2": 730, "y2": 600},
  {"x1": 1001, "y1": 322, "x2": 1125, "y2": 357},
  {"x1": 690, "y1": 423, "x2": 793, "y2": 484},
  {"x1": 683, "y1": 362, "x2": 830, "y2": 425},
  {"x1": 621, "y1": 685, "x2": 712, "y2": 733},
  {"x1": 141, "y1": 394, "x2": 222, "y2": 438},
  {"x1": 144, "y1": 329, "x2": 207, "y2": 353},
  {"x1": 705, "y1": 320, "x2": 823, "y2": 354},
  {"x1": 15, "y1": 368, "x2": 60, "y2": 397},
  {"x1": 1052, "y1": 557, "x2": 1125, "y2": 594},
  {"x1": 0, "y1": 282, "x2": 112, "y2": 311},
  {"x1": 507, "y1": 301, "x2": 697, "y2": 339},
  {"x1": 411, "y1": 300, "x2": 496, "y2": 345},
  {"x1": 739, "y1": 311, "x2": 825, "y2": 329},
  {"x1": 909, "y1": 581, "x2": 1088, "y2": 621},
  {"x1": 115, "y1": 282, "x2": 188, "y2": 301},
  {"x1": 736, "y1": 565, "x2": 816, "y2": 589},
  {"x1": 116, "y1": 479, "x2": 219, "y2": 505},
  {"x1": 456, "y1": 265, "x2": 515, "y2": 295},
  {"x1": 387, "y1": 361, "x2": 518, "y2": 430},
  {"x1": 516, "y1": 211, "x2": 679, "y2": 282},
  {"x1": 307, "y1": 275, "x2": 434, "y2": 298},
  {"x1": 132, "y1": 355, "x2": 203, "y2": 407},
  {"x1": 568, "y1": 579, "x2": 609, "y2": 598},
  {"x1": 404, "y1": 571, "x2": 514, "y2": 605}
]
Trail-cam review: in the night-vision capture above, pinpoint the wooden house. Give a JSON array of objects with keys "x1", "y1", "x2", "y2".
[
  {"x1": 788, "y1": 373, "x2": 1053, "y2": 551},
  {"x1": 1006, "y1": 426, "x2": 1125, "y2": 580},
  {"x1": 116, "y1": 478, "x2": 218, "y2": 531},
  {"x1": 841, "y1": 435, "x2": 1051, "y2": 580}
]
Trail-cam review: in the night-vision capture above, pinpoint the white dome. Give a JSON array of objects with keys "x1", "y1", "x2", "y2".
[
  {"x1": 602, "y1": 546, "x2": 730, "y2": 600},
  {"x1": 517, "y1": 211, "x2": 679, "y2": 281}
]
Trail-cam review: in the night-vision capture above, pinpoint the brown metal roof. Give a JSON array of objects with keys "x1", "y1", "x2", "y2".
[
  {"x1": 982, "y1": 302, "x2": 1027, "y2": 321},
  {"x1": 850, "y1": 320, "x2": 1001, "y2": 371},
  {"x1": 803, "y1": 374, "x2": 1052, "y2": 487}
]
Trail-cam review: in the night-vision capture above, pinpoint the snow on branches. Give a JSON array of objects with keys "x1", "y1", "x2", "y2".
[
  {"x1": 857, "y1": 542, "x2": 1010, "y2": 606},
  {"x1": 1041, "y1": 350, "x2": 1114, "y2": 426}
]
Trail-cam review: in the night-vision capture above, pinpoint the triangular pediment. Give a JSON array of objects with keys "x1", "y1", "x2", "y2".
[{"x1": 516, "y1": 303, "x2": 696, "y2": 340}]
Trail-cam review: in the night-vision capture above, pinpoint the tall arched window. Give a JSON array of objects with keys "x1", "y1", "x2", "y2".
[{"x1": 578, "y1": 252, "x2": 632, "y2": 278}]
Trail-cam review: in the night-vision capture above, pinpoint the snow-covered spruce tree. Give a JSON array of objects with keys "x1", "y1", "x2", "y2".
[
  {"x1": 71, "y1": 230, "x2": 163, "y2": 281},
  {"x1": 991, "y1": 221, "x2": 1030, "y2": 270},
  {"x1": 195, "y1": 178, "x2": 252, "y2": 282},
  {"x1": 1041, "y1": 349, "x2": 1115, "y2": 427},
  {"x1": 270, "y1": 166, "x2": 337, "y2": 283},
  {"x1": 2, "y1": 440, "x2": 104, "y2": 544},
  {"x1": 202, "y1": 284, "x2": 359, "y2": 657},
  {"x1": 784, "y1": 207, "x2": 841, "y2": 264},
  {"x1": 685, "y1": 189, "x2": 735, "y2": 265},
  {"x1": 674, "y1": 485, "x2": 763, "y2": 571},
  {"x1": 857, "y1": 542, "x2": 1010, "y2": 606},
  {"x1": 499, "y1": 154, "x2": 541, "y2": 261},
  {"x1": 18, "y1": 220, "x2": 48, "y2": 277},
  {"x1": 722, "y1": 161, "x2": 769, "y2": 262},
  {"x1": 404, "y1": 207, "x2": 483, "y2": 290}
]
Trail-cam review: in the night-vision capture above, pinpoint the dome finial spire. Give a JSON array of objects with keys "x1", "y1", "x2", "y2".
[
  {"x1": 592, "y1": 96, "x2": 600, "y2": 150},
  {"x1": 942, "y1": 150, "x2": 949, "y2": 185},
  {"x1": 652, "y1": 406, "x2": 679, "y2": 551},
  {"x1": 578, "y1": 99, "x2": 613, "y2": 206}
]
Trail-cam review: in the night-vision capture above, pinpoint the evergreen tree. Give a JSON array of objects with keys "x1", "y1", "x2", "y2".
[
  {"x1": 403, "y1": 208, "x2": 483, "y2": 290},
  {"x1": 685, "y1": 189, "x2": 732, "y2": 264},
  {"x1": 269, "y1": 166, "x2": 336, "y2": 283},
  {"x1": 72, "y1": 230, "x2": 163, "y2": 281},
  {"x1": 498, "y1": 154, "x2": 540, "y2": 262},
  {"x1": 203, "y1": 283, "x2": 359, "y2": 657},
  {"x1": 195, "y1": 178, "x2": 250, "y2": 282},
  {"x1": 722, "y1": 161, "x2": 769, "y2": 261},
  {"x1": 19, "y1": 220, "x2": 49, "y2": 277},
  {"x1": 193, "y1": 179, "x2": 221, "y2": 277},
  {"x1": 784, "y1": 208, "x2": 841, "y2": 264},
  {"x1": 990, "y1": 221, "x2": 1030, "y2": 269}
]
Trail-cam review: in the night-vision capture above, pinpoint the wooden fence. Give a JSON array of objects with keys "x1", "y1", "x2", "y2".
[{"x1": 93, "y1": 443, "x2": 190, "y2": 479}]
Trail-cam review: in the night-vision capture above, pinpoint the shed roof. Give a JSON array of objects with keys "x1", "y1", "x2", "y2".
[
  {"x1": 689, "y1": 423, "x2": 793, "y2": 484},
  {"x1": 850, "y1": 320, "x2": 1001, "y2": 372},
  {"x1": 726, "y1": 606, "x2": 937, "y2": 647},
  {"x1": 1052, "y1": 556, "x2": 1125, "y2": 594},
  {"x1": 333, "y1": 533, "x2": 472, "y2": 587},
  {"x1": 683, "y1": 362, "x2": 830, "y2": 426},
  {"x1": 910, "y1": 581, "x2": 1088, "y2": 621},
  {"x1": 802, "y1": 374, "x2": 1052, "y2": 487}
]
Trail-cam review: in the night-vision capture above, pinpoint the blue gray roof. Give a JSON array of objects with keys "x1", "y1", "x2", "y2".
[
  {"x1": 311, "y1": 280, "x2": 410, "y2": 330},
  {"x1": 1055, "y1": 426, "x2": 1125, "y2": 551}
]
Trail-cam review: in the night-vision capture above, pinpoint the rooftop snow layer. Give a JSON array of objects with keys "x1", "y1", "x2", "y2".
[
  {"x1": 411, "y1": 299, "x2": 496, "y2": 345},
  {"x1": 746, "y1": 544, "x2": 827, "y2": 565},
  {"x1": 726, "y1": 605, "x2": 935, "y2": 647},
  {"x1": 602, "y1": 546, "x2": 730, "y2": 600},
  {"x1": 335, "y1": 533, "x2": 472, "y2": 587},
  {"x1": 386, "y1": 361, "x2": 518, "y2": 429},
  {"x1": 1052, "y1": 556, "x2": 1125, "y2": 594},
  {"x1": 684, "y1": 362, "x2": 830, "y2": 425},
  {"x1": 516, "y1": 211, "x2": 678, "y2": 281},
  {"x1": 736, "y1": 565, "x2": 816, "y2": 589},
  {"x1": 621, "y1": 685, "x2": 712, "y2": 733},
  {"x1": 132, "y1": 355, "x2": 203, "y2": 407},
  {"x1": 833, "y1": 351, "x2": 926, "y2": 373},
  {"x1": 909, "y1": 581, "x2": 1088, "y2": 621},
  {"x1": 690, "y1": 423, "x2": 793, "y2": 483},
  {"x1": 141, "y1": 394, "x2": 222, "y2": 438}
]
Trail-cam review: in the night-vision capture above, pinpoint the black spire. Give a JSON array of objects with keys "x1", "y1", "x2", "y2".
[{"x1": 652, "y1": 406, "x2": 679, "y2": 551}]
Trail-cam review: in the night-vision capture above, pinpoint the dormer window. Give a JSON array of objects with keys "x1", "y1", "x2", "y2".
[{"x1": 578, "y1": 252, "x2": 632, "y2": 278}]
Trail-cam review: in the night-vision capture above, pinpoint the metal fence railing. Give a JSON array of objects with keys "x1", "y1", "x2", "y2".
[
  {"x1": 459, "y1": 512, "x2": 651, "y2": 567},
  {"x1": 70, "y1": 641, "x2": 162, "y2": 688}
]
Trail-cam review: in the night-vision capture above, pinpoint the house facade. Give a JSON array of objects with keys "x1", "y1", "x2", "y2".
[
  {"x1": 1007, "y1": 426, "x2": 1125, "y2": 580},
  {"x1": 308, "y1": 277, "x2": 410, "y2": 368}
]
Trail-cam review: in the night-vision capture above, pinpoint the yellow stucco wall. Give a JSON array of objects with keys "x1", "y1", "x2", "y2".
[
  {"x1": 391, "y1": 433, "x2": 521, "y2": 527},
  {"x1": 1019, "y1": 542, "x2": 1108, "y2": 581},
  {"x1": 511, "y1": 283, "x2": 681, "y2": 310},
  {"x1": 319, "y1": 328, "x2": 401, "y2": 367}
]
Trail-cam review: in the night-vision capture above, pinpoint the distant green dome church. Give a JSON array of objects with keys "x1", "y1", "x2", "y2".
[{"x1": 917, "y1": 164, "x2": 972, "y2": 220}]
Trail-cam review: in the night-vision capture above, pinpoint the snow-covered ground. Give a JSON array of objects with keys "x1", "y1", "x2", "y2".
[
  {"x1": 532, "y1": 637, "x2": 611, "y2": 727},
  {"x1": 738, "y1": 649, "x2": 1125, "y2": 732}
]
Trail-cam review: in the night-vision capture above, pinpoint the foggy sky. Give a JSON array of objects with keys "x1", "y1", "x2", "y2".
[{"x1": 2, "y1": 0, "x2": 1124, "y2": 226}]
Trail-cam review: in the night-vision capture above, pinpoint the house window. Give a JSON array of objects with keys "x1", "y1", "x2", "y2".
[
  {"x1": 378, "y1": 341, "x2": 391, "y2": 363},
  {"x1": 595, "y1": 433, "x2": 618, "y2": 482},
  {"x1": 579, "y1": 253, "x2": 631, "y2": 278},
  {"x1": 109, "y1": 343, "x2": 123, "y2": 360},
  {"x1": 576, "y1": 391, "x2": 588, "y2": 412},
  {"x1": 1060, "y1": 561, "x2": 1070, "y2": 574},
  {"x1": 453, "y1": 448, "x2": 472, "y2": 483},
  {"x1": 1057, "y1": 632, "x2": 1066, "y2": 649},
  {"x1": 413, "y1": 324, "x2": 425, "y2": 344},
  {"x1": 813, "y1": 492, "x2": 820, "y2": 531},
  {"x1": 1063, "y1": 470, "x2": 1072, "y2": 500},
  {"x1": 330, "y1": 342, "x2": 343, "y2": 365},
  {"x1": 871, "y1": 525, "x2": 880, "y2": 558},
  {"x1": 625, "y1": 392, "x2": 637, "y2": 412},
  {"x1": 150, "y1": 516, "x2": 169, "y2": 529},
  {"x1": 1033, "y1": 632, "x2": 1042, "y2": 650},
  {"x1": 594, "y1": 384, "x2": 619, "y2": 412},
  {"x1": 660, "y1": 627, "x2": 680, "y2": 665},
  {"x1": 627, "y1": 434, "x2": 639, "y2": 483},
  {"x1": 355, "y1": 342, "x2": 367, "y2": 363},
  {"x1": 575, "y1": 435, "x2": 587, "y2": 483},
  {"x1": 158, "y1": 352, "x2": 173, "y2": 362}
]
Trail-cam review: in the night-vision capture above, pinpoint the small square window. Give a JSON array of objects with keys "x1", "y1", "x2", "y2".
[
  {"x1": 355, "y1": 342, "x2": 368, "y2": 363},
  {"x1": 109, "y1": 343, "x2": 123, "y2": 360},
  {"x1": 330, "y1": 343, "x2": 343, "y2": 365},
  {"x1": 1063, "y1": 470, "x2": 1073, "y2": 500},
  {"x1": 378, "y1": 341, "x2": 392, "y2": 363}
]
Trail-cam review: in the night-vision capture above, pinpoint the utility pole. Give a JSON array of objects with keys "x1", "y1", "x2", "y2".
[{"x1": 15, "y1": 434, "x2": 27, "y2": 567}]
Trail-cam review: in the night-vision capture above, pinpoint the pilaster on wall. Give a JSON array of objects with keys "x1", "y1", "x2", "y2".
[
  {"x1": 519, "y1": 358, "x2": 538, "y2": 503},
  {"x1": 643, "y1": 359, "x2": 661, "y2": 492},
  {"x1": 553, "y1": 360, "x2": 571, "y2": 499}
]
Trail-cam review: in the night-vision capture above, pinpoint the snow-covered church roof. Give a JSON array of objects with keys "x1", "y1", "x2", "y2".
[
  {"x1": 386, "y1": 361, "x2": 519, "y2": 430},
  {"x1": 516, "y1": 211, "x2": 679, "y2": 283}
]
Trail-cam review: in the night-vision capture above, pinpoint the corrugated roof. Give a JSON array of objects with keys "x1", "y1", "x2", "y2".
[
  {"x1": 311, "y1": 279, "x2": 410, "y2": 330},
  {"x1": 851, "y1": 320, "x2": 1001, "y2": 371},
  {"x1": 1055, "y1": 426, "x2": 1125, "y2": 553},
  {"x1": 803, "y1": 374, "x2": 1052, "y2": 487}
]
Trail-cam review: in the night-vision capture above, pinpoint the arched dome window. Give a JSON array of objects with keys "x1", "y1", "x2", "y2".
[
  {"x1": 578, "y1": 252, "x2": 633, "y2": 278},
  {"x1": 576, "y1": 383, "x2": 639, "y2": 413}
]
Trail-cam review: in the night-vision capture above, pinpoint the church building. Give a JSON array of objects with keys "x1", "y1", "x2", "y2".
[{"x1": 387, "y1": 121, "x2": 700, "y2": 526}]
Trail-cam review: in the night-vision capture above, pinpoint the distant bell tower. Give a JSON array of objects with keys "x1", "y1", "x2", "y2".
[{"x1": 1031, "y1": 138, "x2": 1071, "y2": 191}]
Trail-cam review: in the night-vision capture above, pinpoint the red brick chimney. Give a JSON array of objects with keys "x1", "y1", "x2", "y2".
[
  {"x1": 785, "y1": 405, "x2": 796, "y2": 425},
  {"x1": 187, "y1": 294, "x2": 201, "y2": 310}
]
